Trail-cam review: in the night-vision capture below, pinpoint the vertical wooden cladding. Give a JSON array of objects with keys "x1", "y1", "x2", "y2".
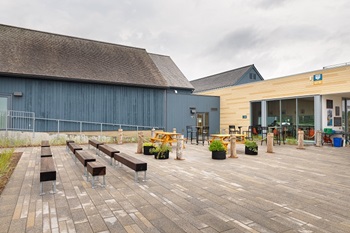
[{"x1": 0, "y1": 76, "x2": 165, "y2": 131}]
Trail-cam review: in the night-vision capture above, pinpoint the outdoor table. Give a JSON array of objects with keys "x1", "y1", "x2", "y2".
[
  {"x1": 209, "y1": 133, "x2": 245, "y2": 150},
  {"x1": 150, "y1": 132, "x2": 180, "y2": 146}
]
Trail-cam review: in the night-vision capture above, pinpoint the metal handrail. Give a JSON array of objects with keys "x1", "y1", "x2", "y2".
[{"x1": 2, "y1": 110, "x2": 163, "y2": 138}]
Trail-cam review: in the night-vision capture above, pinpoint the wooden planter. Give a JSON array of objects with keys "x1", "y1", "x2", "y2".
[
  {"x1": 245, "y1": 146, "x2": 258, "y2": 155},
  {"x1": 143, "y1": 146, "x2": 155, "y2": 155},
  {"x1": 212, "y1": 151, "x2": 226, "y2": 160},
  {"x1": 154, "y1": 150, "x2": 170, "y2": 159}
]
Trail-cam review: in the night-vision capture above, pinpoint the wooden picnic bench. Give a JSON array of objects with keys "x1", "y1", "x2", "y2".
[
  {"x1": 150, "y1": 132, "x2": 179, "y2": 146},
  {"x1": 41, "y1": 146, "x2": 52, "y2": 157},
  {"x1": 98, "y1": 144, "x2": 120, "y2": 165},
  {"x1": 86, "y1": 161, "x2": 106, "y2": 188},
  {"x1": 114, "y1": 153, "x2": 147, "y2": 182},
  {"x1": 40, "y1": 156, "x2": 56, "y2": 195},
  {"x1": 75, "y1": 150, "x2": 96, "y2": 176}
]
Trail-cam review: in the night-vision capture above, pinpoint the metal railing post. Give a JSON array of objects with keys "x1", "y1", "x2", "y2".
[
  {"x1": 32, "y1": 113, "x2": 35, "y2": 138},
  {"x1": 57, "y1": 120, "x2": 60, "y2": 137},
  {"x1": 80, "y1": 121, "x2": 82, "y2": 141},
  {"x1": 5, "y1": 111, "x2": 8, "y2": 137},
  {"x1": 100, "y1": 123, "x2": 102, "y2": 139}
]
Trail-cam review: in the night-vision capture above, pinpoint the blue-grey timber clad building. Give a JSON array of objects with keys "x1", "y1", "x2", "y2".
[{"x1": 0, "y1": 24, "x2": 220, "y2": 134}]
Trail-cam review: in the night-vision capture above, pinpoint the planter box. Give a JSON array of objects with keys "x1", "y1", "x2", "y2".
[
  {"x1": 154, "y1": 150, "x2": 170, "y2": 159},
  {"x1": 212, "y1": 151, "x2": 226, "y2": 160},
  {"x1": 245, "y1": 146, "x2": 258, "y2": 155},
  {"x1": 143, "y1": 146, "x2": 155, "y2": 155}
]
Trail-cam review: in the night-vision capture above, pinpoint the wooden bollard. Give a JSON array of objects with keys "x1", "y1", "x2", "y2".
[
  {"x1": 173, "y1": 128, "x2": 176, "y2": 133},
  {"x1": 267, "y1": 133, "x2": 274, "y2": 153},
  {"x1": 315, "y1": 130, "x2": 322, "y2": 147},
  {"x1": 297, "y1": 130, "x2": 305, "y2": 149},
  {"x1": 136, "y1": 131, "x2": 144, "y2": 154},
  {"x1": 176, "y1": 135, "x2": 184, "y2": 160},
  {"x1": 229, "y1": 134, "x2": 238, "y2": 158},
  {"x1": 117, "y1": 128, "x2": 123, "y2": 144},
  {"x1": 151, "y1": 128, "x2": 155, "y2": 138}
]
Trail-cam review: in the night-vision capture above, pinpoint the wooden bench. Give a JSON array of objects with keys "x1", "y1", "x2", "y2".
[
  {"x1": 75, "y1": 150, "x2": 96, "y2": 176},
  {"x1": 41, "y1": 140, "x2": 50, "y2": 147},
  {"x1": 41, "y1": 146, "x2": 52, "y2": 157},
  {"x1": 86, "y1": 161, "x2": 106, "y2": 188},
  {"x1": 67, "y1": 142, "x2": 83, "y2": 158},
  {"x1": 40, "y1": 157, "x2": 56, "y2": 195},
  {"x1": 88, "y1": 139, "x2": 104, "y2": 154},
  {"x1": 98, "y1": 144, "x2": 120, "y2": 165},
  {"x1": 114, "y1": 153, "x2": 147, "y2": 182},
  {"x1": 66, "y1": 140, "x2": 75, "y2": 152}
]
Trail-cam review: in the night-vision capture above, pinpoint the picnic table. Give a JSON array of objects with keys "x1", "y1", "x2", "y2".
[
  {"x1": 210, "y1": 133, "x2": 246, "y2": 150},
  {"x1": 150, "y1": 132, "x2": 180, "y2": 146}
]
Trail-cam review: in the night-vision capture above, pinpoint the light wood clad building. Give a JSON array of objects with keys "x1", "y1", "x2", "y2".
[{"x1": 193, "y1": 63, "x2": 350, "y2": 141}]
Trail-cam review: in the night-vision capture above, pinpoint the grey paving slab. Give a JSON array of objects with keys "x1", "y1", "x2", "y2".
[{"x1": 1, "y1": 143, "x2": 350, "y2": 232}]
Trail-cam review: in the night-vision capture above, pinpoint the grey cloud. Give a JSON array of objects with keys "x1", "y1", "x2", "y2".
[{"x1": 205, "y1": 27, "x2": 263, "y2": 59}]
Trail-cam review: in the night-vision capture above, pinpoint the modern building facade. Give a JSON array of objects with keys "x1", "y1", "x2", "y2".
[{"x1": 192, "y1": 63, "x2": 350, "y2": 140}]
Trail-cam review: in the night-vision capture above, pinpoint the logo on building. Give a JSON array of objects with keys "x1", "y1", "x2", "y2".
[{"x1": 313, "y1": 74, "x2": 323, "y2": 85}]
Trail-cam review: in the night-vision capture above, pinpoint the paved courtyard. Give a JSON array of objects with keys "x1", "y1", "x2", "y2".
[{"x1": 0, "y1": 142, "x2": 350, "y2": 233}]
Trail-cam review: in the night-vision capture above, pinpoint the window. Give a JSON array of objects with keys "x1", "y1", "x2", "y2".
[{"x1": 249, "y1": 73, "x2": 257, "y2": 79}]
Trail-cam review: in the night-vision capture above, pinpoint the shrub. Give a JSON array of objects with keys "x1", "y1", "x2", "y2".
[{"x1": 209, "y1": 140, "x2": 226, "y2": 152}]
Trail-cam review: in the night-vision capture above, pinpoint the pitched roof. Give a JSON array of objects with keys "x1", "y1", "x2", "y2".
[
  {"x1": 0, "y1": 24, "x2": 168, "y2": 88},
  {"x1": 191, "y1": 65, "x2": 257, "y2": 93},
  {"x1": 149, "y1": 53, "x2": 194, "y2": 90}
]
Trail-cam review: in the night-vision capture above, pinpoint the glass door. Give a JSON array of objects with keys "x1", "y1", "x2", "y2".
[
  {"x1": 0, "y1": 97, "x2": 8, "y2": 129},
  {"x1": 196, "y1": 112, "x2": 209, "y2": 128},
  {"x1": 196, "y1": 112, "x2": 209, "y2": 134}
]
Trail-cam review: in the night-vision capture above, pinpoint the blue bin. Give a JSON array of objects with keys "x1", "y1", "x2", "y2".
[{"x1": 333, "y1": 138, "x2": 342, "y2": 147}]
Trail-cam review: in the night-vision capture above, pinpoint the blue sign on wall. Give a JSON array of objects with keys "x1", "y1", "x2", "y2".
[{"x1": 313, "y1": 74, "x2": 323, "y2": 84}]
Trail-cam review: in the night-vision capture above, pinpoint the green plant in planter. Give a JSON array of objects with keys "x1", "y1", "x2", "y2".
[
  {"x1": 143, "y1": 142, "x2": 155, "y2": 155},
  {"x1": 209, "y1": 140, "x2": 226, "y2": 160},
  {"x1": 244, "y1": 140, "x2": 258, "y2": 154},
  {"x1": 150, "y1": 144, "x2": 172, "y2": 159},
  {"x1": 208, "y1": 140, "x2": 226, "y2": 152},
  {"x1": 143, "y1": 142, "x2": 154, "y2": 147}
]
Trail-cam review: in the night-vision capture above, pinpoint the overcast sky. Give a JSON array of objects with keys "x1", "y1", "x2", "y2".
[{"x1": 1, "y1": 0, "x2": 349, "y2": 80}]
